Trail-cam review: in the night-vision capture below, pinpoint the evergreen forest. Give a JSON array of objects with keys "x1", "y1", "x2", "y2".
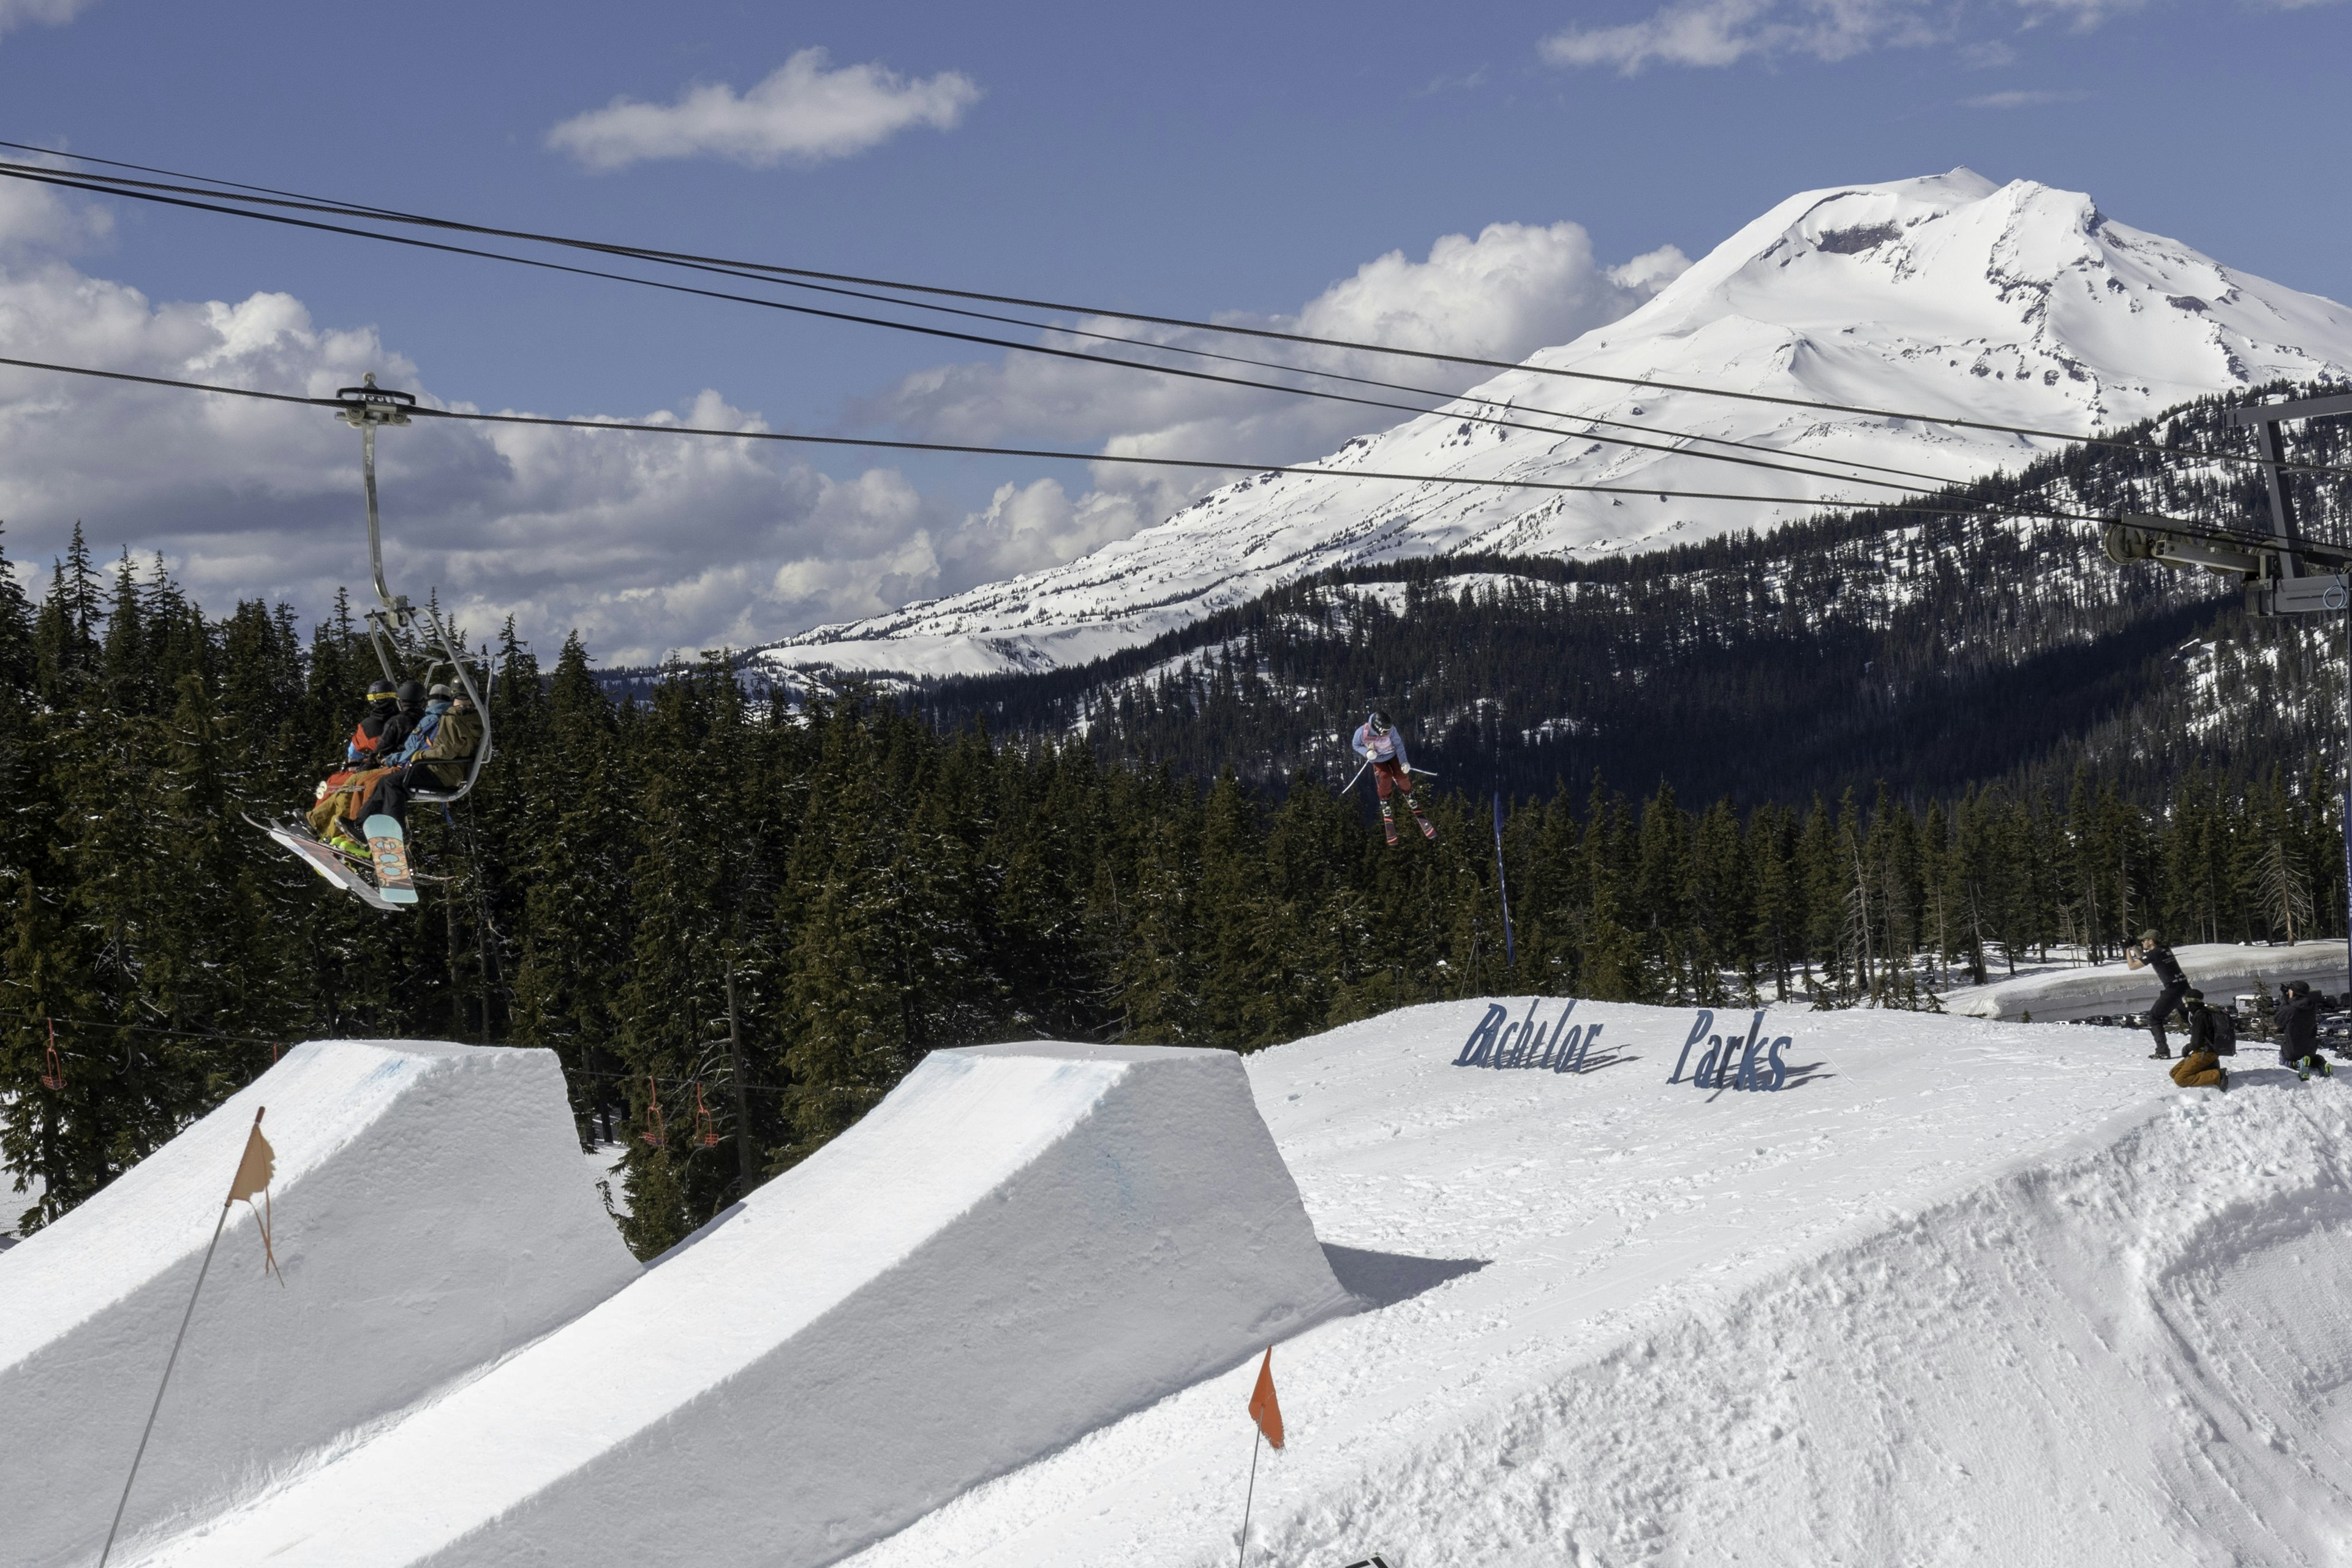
[
  {"x1": 912, "y1": 383, "x2": 2352, "y2": 805},
  {"x1": 6, "y1": 385, "x2": 2350, "y2": 1256}
]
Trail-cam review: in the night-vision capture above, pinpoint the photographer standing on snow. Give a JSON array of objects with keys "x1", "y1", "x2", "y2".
[{"x1": 2127, "y1": 930, "x2": 2190, "y2": 1060}]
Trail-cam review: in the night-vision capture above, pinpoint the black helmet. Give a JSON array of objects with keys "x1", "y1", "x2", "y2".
[
  {"x1": 1368, "y1": 709, "x2": 1392, "y2": 734},
  {"x1": 366, "y1": 678, "x2": 397, "y2": 700},
  {"x1": 396, "y1": 679, "x2": 426, "y2": 707}
]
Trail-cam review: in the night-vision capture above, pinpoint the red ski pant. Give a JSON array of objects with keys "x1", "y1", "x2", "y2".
[{"x1": 1371, "y1": 760, "x2": 1412, "y2": 799}]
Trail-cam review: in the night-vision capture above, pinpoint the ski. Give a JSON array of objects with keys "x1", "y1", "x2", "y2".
[
  {"x1": 363, "y1": 813, "x2": 421, "y2": 905},
  {"x1": 246, "y1": 813, "x2": 410, "y2": 913}
]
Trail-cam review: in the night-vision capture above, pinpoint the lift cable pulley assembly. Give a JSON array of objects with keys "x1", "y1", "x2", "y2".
[
  {"x1": 2101, "y1": 390, "x2": 2352, "y2": 618},
  {"x1": 333, "y1": 374, "x2": 493, "y2": 805},
  {"x1": 2103, "y1": 388, "x2": 2352, "y2": 1001}
]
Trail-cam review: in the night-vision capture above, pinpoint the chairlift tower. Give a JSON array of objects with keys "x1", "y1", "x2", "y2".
[{"x1": 2103, "y1": 390, "x2": 2352, "y2": 997}]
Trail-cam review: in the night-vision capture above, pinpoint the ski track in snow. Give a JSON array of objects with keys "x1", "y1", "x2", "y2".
[
  {"x1": 843, "y1": 1001, "x2": 2352, "y2": 1567},
  {"x1": 758, "y1": 169, "x2": 2352, "y2": 684}
]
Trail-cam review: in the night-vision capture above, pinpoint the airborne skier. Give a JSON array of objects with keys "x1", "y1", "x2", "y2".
[{"x1": 1351, "y1": 709, "x2": 1434, "y2": 846}]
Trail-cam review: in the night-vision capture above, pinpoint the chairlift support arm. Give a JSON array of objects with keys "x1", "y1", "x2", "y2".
[{"x1": 333, "y1": 375, "x2": 494, "y2": 805}]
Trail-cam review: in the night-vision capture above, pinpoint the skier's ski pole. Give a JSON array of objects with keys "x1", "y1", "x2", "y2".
[
  {"x1": 1340, "y1": 760, "x2": 1368, "y2": 794},
  {"x1": 1408, "y1": 766, "x2": 1438, "y2": 777}
]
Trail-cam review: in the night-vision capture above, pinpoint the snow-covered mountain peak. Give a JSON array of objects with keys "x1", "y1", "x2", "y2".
[{"x1": 759, "y1": 172, "x2": 2352, "y2": 682}]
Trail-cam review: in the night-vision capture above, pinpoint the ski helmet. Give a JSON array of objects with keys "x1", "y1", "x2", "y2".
[
  {"x1": 396, "y1": 679, "x2": 427, "y2": 707},
  {"x1": 427, "y1": 682, "x2": 454, "y2": 701},
  {"x1": 1368, "y1": 709, "x2": 1392, "y2": 734},
  {"x1": 366, "y1": 678, "x2": 397, "y2": 701}
]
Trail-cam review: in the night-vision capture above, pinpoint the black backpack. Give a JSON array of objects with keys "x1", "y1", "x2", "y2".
[{"x1": 2208, "y1": 1010, "x2": 2237, "y2": 1057}]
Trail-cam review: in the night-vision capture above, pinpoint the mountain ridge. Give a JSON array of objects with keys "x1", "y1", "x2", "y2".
[{"x1": 753, "y1": 170, "x2": 2352, "y2": 682}]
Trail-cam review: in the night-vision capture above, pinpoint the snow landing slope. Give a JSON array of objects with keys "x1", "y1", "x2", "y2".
[
  {"x1": 761, "y1": 170, "x2": 2352, "y2": 681},
  {"x1": 844, "y1": 1001, "x2": 2352, "y2": 1566},
  {"x1": 0, "y1": 1041, "x2": 641, "y2": 1568},
  {"x1": 133, "y1": 1042, "x2": 1351, "y2": 1568}
]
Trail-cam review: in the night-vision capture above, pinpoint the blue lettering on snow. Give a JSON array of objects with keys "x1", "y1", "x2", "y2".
[{"x1": 1455, "y1": 1000, "x2": 1587, "y2": 1071}]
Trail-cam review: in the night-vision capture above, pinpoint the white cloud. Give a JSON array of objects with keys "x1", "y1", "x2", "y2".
[
  {"x1": 0, "y1": 181, "x2": 1687, "y2": 666},
  {"x1": 0, "y1": 181, "x2": 974, "y2": 666},
  {"x1": 2008, "y1": 0, "x2": 2150, "y2": 22},
  {"x1": 1540, "y1": 0, "x2": 1941, "y2": 72},
  {"x1": 0, "y1": 0, "x2": 97, "y2": 38},
  {"x1": 1536, "y1": 0, "x2": 2237, "y2": 72},
  {"x1": 867, "y1": 221, "x2": 1692, "y2": 587},
  {"x1": 1962, "y1": 86, "x2": 2092, "y2": 106},
  {"x1": 546, "y1": 48, "x2": 982, "y2": 172}
]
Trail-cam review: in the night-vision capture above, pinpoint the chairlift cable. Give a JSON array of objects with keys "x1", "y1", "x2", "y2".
[
  {"x1": 0, "y1": 148, "x2": 1969, "y2": 491},
  {"x1": 0, "y1": 160, "x2": 1950, "y2": 497},
  {"x1": 1, "y1": 145, "x2": 2339, "y2": 480},
  {"x1": 0, "y1": 350, "x2": 2131, "y2": 524}
]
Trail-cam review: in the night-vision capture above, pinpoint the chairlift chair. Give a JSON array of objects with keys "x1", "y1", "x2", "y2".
[{"x1": 333, "y1": 374, "x2": 494, "y2": 805}]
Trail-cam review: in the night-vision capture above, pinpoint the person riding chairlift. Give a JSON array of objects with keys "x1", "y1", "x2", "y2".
[{"x1": 308, "y1": 679, "x2": 435, "y2": 854}]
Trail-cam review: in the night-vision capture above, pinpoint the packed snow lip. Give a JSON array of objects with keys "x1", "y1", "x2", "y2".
[
  {"x1": 119, "y1": 1042, "x2": 1351, "y2": 1568},
  {"x1": 836, "y1": 1000, "x2": 2352, "y2": 1567},
  {"x1": 1, "y1": 1041, "x2": 639, "y2": 1568}
]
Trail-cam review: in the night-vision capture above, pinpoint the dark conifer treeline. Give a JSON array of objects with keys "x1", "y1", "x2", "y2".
[
  {"x1": 911, "y1": 383, "x2": 2352, "y2": 805},
  {"x1": 2, "y1": 519, "x2": 2344, "y2": 1256}
]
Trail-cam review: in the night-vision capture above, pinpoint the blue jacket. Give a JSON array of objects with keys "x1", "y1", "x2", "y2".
[
  {"x1": 1352, "y1": 721, "x2": 1409, "y2": 772},
  {"x1": 392, "y1": 698, "x2": 453, "y2": 765}
]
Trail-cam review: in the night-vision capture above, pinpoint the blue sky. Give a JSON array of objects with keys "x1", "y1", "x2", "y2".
[{"x1": 0, "y1": 0, "x2": 2344, "y2": 660}]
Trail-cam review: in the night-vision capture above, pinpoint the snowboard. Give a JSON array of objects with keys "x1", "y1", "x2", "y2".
[
  {"x1": 247, "y1": 813, "x2": 410, "y2": 913},
  {"x1": 363, "y1": 813, "x2": 420, "y2": 905}
]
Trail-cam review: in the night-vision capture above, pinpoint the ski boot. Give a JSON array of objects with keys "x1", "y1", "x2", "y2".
[
  {"x1": 2148, "y1": 1045, "x2": 2171, "y2": 1060},
  {"x1": 2297, "y1": 1055, "x2": 2313, "y2": 1082},
  {"x1": 2215, "y1": 1068, "x2": 2229, "y2": 1093},
  {"x1": 327, "y1": 823, "x2": 368, "y2": 860}
]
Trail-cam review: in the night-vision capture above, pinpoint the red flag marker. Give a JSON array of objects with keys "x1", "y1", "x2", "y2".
[
  {"x1": 1248, "y1": 1348, "x2": 1284, "y2": 1449},
  {"x1": 1237, "y1": 1347, "x2": 1283, "y2": 1566}
]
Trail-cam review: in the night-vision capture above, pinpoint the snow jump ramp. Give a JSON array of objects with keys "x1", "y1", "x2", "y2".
[
  {"x1": 0, "y1": 1040, "x2": 641, "y2": 1568},
  {"x1": 134, "y1": 1041, "x2": 1353, "y2": 1568}
]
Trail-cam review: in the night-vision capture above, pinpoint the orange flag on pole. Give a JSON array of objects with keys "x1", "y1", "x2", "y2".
[
  {"x1": 1248, "y1": 1348, "x2": 1284, "y2": 1449},
  {"x1": 227, "y1": 1110, "x2": 282, "y2": 1285}
]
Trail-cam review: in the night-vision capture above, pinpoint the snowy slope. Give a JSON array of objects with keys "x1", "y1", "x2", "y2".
[
  {"x1": 0, "y1": 1041, "x2": 640, "y2": 1568},
  {"x1": 761, "y1": 170, "x2": 2352, "y2": 680},
  {"x1": 130, "y1": 1042, "x2": 1349, "y2": 1568},
  {"x1": 1950, "y1": 940, "x2": 2352, "y2": 1021},
  {"x1": 841, "y1": 1000, "x2": 2352, "y2": 1566}
]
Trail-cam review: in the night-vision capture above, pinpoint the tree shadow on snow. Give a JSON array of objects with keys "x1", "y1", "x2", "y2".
[{"x1": 1321, "y1": 1244, "x2": 1488, "y2": 1310}]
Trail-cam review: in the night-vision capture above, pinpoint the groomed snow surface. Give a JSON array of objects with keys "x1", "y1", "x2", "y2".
[
  {"x1": 18, "y1": 1005, "x2": 2352, "y2": 1566},
  {"x1": 0, "y1": 1041, "x2": 641, "y2": 1568},
  {"x1": 846, "y1": 1001, "x2": 2352, "y2": 1567},
  {"x1": 126, "y1": 1042, "x2": 1351, "y2": 1568}
]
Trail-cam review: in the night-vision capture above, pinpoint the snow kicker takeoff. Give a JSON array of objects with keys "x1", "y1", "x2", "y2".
[{"x1": 1350, "y1": 709, "x2": 1434, "y2": 846}]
